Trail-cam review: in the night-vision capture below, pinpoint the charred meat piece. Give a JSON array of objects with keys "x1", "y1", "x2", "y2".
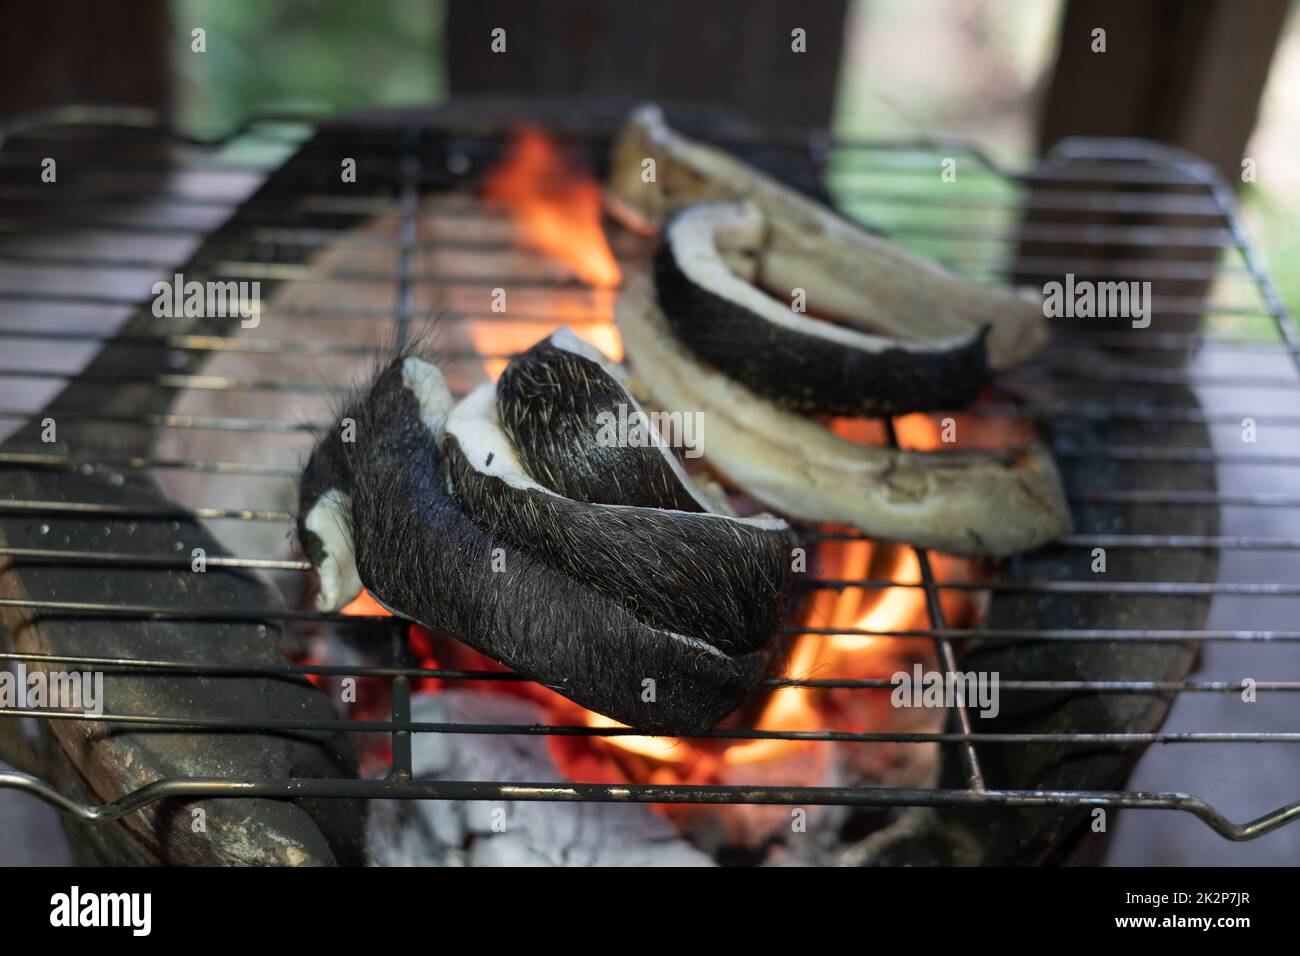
[
  {"x1": 298, "y1": 353, "x2": 794, "y2": 735},
  {"x1": 496, "y1": 329, "x2": 713, "y2": 511},
  {"x1": 656, "y1": 200, "x2": 990, "y2": 415},
  {"x1": 607, "y1": 104, "x2": 1046, "y2": 369},
  {"x1": 616, "y1": 276, "x2": 1072, "y2": 557}
]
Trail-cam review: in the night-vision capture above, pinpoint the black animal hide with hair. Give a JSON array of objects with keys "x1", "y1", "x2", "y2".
[
  {"x1": 299, "y1": 350, "x2": 794, "y2": 736},
  {"x1": 496, "y1": 339, "x2": 706, "y2": 511},
  {"x1": 654, "y1": 202, "x2": 991, "y2": 416}
]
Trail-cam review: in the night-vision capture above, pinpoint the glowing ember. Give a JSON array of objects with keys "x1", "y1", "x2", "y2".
[
  {"x1": 585, "y1": 712, "x2": 688, "y2": 761},
  {"x1": 484, "y1": 126, "x2": 623, "y2": 289},
  {"x1": 339, "y1": 588, "x2": 391, "y2": 617}
]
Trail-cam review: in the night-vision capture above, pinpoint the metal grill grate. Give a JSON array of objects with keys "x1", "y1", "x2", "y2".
[{"x1": 1, "y1": 109, "x2": 1298, "y2": 848}]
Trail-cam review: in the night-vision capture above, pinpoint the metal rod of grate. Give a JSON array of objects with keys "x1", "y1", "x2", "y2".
[{"x1": 0, "y1": 111, "x2": 1298, "y2": 841}]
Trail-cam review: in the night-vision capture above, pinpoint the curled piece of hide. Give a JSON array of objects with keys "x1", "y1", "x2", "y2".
[
  {"x1": 495, "y1": 329, "x2": 712, "y2": 511},
  {"x1": 298, "y1": 353, "x2": 792, "y2": 735},
  {"x1": 616, "y1": 275, "x2": 1072, "y2": 558},
  {"x1": 449, "y1": 330, "x2": 794, "y2": 655},
  {"x1": 607, "y1": 104, "x2": 1046, "y2": 369},
  {"x1": 656, "y1": 200, "x2": 990, "y2": 415}
]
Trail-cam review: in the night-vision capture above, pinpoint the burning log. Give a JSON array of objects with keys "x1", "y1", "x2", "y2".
[
  {"x1": 607, "y1": 104, "x2": 1046, "y2": 369},
  {"x1": 299, "y1": 347, "x2": 796, "y2": 736},
  {"x1": 616, "y1": 275, "x2": 1071, "y2": 557},
  {"x1": 655, "y1": 200, "x2": 990, "y2": 416}
]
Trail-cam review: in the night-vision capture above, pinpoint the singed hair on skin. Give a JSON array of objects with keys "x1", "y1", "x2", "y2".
[
  {"x1": 452, "y1": 331, "x2": 796, "y2": 656},
  {"x1": 297, "y1": 338, "x2": 796, "y2": 736},
  {"x1": 496, "y1": 330, "x2": 713, "y2": 511}
]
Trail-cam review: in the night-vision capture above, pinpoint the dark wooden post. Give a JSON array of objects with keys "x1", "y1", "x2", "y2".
[
  {"x1": 446, "y1": 0, "x2": 849, "y2": 129},
  {"x1": 1038, "y1": 0, "x2": 1289, "y2": 183},
  {"x1": 0, "y1": 0, "x2": 172, "y2": 121},
  {"x1": 1021, "y1": 0, "x2": 1290, "y2": 339}
]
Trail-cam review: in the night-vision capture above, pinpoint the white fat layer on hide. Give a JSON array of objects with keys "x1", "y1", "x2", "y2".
[
  {"x1": 444, "y1": 383, "x2": 787, "y2": 532},
  {"x1": 304, "y1": 487, "x2": 361, "y2": 612},
  {"x1": 664, "y1": 631, "x2": 729, "y2": 660},
  {"x1": 665, "y1": 200, "x2": 979, "y2": 355},
  {"x1": 402, "y1": 356, "x2": 455, "y2": 437},
  {"x1": 547, "y1": 327, "x2": 723, "y2": 514}
]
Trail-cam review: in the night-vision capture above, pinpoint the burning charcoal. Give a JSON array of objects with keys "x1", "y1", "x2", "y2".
[
  {"x1": 655, "y1": 200, "x2": 990, "y2": 416},
  {"x1": 607, "y1": 104, "x2": 1046, "y2": 369},
  {"x1": 616, "y1": 275, "x2": 1071, "y2": 557},
  {"x1": 298, "y1": 353, "x2": 793, "y2": 736}
]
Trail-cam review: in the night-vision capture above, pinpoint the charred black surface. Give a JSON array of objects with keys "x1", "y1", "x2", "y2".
[
  {"x1": 301, "y1": 359, "x2": 770, "y2": 736},
  {"x1": 497, "y1": 339, "x2": 706, "y2": 511},
  {"x1": 654, "y1": 230, "x2": 991, "y2": 416}
]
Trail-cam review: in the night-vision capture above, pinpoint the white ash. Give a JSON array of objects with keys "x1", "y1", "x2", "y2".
[{"x1": 367, "y1": 690, "x2": 713, "y2": 867}]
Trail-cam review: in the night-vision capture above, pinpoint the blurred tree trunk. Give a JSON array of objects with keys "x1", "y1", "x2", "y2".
[
  {"x1": 1039, "y1": 0, "x2": 1288, "y2": 183},
  {"x1": 0, "y1": 0, "x2": 171, "y2": 121},
  {"x1": 446, "y1": 0, "x2": 848, "y2": 129},
  {"x1": 1025, "y1": 0, "x2": 1289, "y2": 351}
]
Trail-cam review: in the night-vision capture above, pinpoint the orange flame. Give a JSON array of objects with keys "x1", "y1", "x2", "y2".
[
  {"x1": 484, "y1": 126, "x2": 623, "y2": 289},
  {"x1": 467, "y1": 317, "x2": 622, "y2": 382},
  {"x1": 723, "y1": 538, "x2": 925, "y2": 767}
]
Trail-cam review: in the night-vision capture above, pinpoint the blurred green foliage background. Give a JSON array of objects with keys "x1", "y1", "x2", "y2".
[
  {"x1": 173, "y1": 0, "x2": 445, "y2": 133},
  {"x1": 170, "y1": 0, "x2": 1297, "y2": 325}
]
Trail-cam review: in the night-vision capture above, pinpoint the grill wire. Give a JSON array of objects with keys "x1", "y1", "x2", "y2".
[{"x1": 0, "y1": 110, "x2": 1298, "y2": 845}]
